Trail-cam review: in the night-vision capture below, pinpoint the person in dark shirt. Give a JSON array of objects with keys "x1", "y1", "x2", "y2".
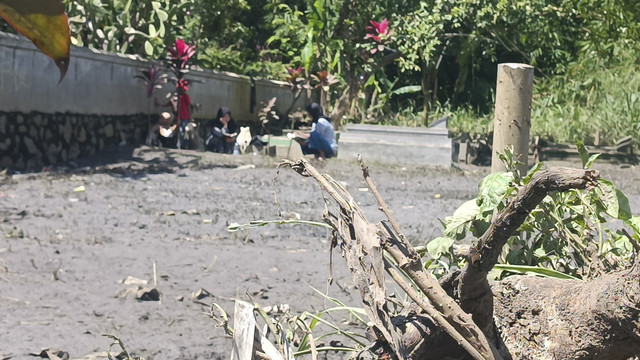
[{"x1": 206, "y1": 107, "x2": 238, "y2": 153}]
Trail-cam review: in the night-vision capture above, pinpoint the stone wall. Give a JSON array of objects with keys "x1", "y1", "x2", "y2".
[
  {"x1": 0, "y1": 31, "x2": 313, "y2": 170},
  {"x1": 0, "y1": 31, "x2": 309, "y2": 120},
  {"x1": 0, "y1": 112, "x2": 148, "y2": 170}
]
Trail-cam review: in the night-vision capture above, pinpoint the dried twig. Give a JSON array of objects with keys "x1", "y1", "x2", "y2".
[
  {"x1": 360, "y1": 156, "x2": 496, "y2": 360},
  {"x1": 282, "y1": 159, "x2": 406, "y2": 359},
  {"x1": 284, "y1": 158, "x2": 497, "y2": 360},
  {"x1": 383, "y1": 256, "x2": 486, "y2": 360}
]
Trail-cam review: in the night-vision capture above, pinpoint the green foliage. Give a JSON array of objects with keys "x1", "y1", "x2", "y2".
[
  {"x1": 376, "y1": 0, "x2": 640, "y2": 127},
  {"x1": 64, "y1": 0, "x2": 191, "y2": 57},
  {"x1": 392, "y1": 1, "x2": 448, "y2": 74},
  {"x1": 446, "y1": 104, "x2": 493, "y2": 138},
  {"x1": 532, "y1": 40, "x2": 640, "y2": 147},
  {"x1": 265, "y1": 4, "x2": 307, "y2": 63},
  {"x1": 209, "y1": 291, "x2": 367, "y2": 358},
  {"x1": 427, "y1": 146, "x2": 639, "y2": 280},
  {"x1": 50, "y1": 0, "x2": 640, "y2": 135},
  {"x1": 188, "y1": 0, "x2": 277, "y2": 75},
  {"x1": 265, "y1": 0, "x2": 352, "y2": 109},
  {"x1": 446, "y1": 40, "x2": 640, "y2": 149}
]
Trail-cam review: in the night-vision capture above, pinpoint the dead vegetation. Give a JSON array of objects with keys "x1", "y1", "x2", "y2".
[{"x1": 256, "y1": 157, "x2": 640, "y2": 359}]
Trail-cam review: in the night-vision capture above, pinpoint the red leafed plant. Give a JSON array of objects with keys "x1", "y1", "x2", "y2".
[
  {"x1": 134, "y1": 65, "x2": 167, "y2": 97},
  {"x1": 177, "y1": 78, "x2": 190, "y2": 91},
  {"x1": 165, "y1": 38, "x2": 197, "y2": 94},
  {"x1": 311, "y1": 70, "x2": 339, "y2": 91},
  {"x1": 286, "y1": 66, "x2": 305, "y2": 90},
  {"x1": 364, "y1": 19, "x2": 392, "y2": 54},
  {"x1": 167, "y1": 39, "x2": 197, "y2": 71}
]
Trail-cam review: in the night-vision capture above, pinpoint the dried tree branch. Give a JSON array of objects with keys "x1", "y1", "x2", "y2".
[
  {"x1": 457, "y1": 167, "x2": 600, "y2": 330},
  {"x1": 359, "y1": 156, "x2": 498, "y2": 360},
  {"x1": 285, "y1": 158, "x2": 500, "y2": 359},
  {"x1": 359, "y1": 155, "x2": 409, "y2": 248},
  {"x1": 283, "y1": 159, "x2": 406, "y2": 359},
  {"x1": 383, "y1": 256, "x2": 486, "y2": 360},
  {"x1": 284, "y1": 160, "x2": 640, "y2": 360}
]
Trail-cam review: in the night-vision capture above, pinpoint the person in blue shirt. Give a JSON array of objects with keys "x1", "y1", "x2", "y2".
[{"x1": 294, "y1": 103, "x2": 338, "y2": 160}]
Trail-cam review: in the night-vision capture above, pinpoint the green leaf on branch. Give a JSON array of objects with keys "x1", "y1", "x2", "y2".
[
  {"x1": 144, "y1": 40, "x2": 153, "y2": 56},
  {"x1": 625, "y1": 216, "x2": 640, "y2": 235},
  {"x1": 392, "y1": 85, "x2": 422, "y2": 95},
  {"x1": 576, "y1": 140, "x2": 589, "y2": 168},
  {"x1": 148, "y1": 24, "x2": 157, "y2": 38},
  {"x1": 585, "y1": 154, "x2": 601, "y2": 169},
  {"x1": 443, "y1": 199, "x2": 480, "y2": 240},
  {"x1": 300, "y1": 29, "x2": 313, "y2": 71},
  {"x1": 522, "y1": 162, "x2": 543, "y2": 185},
  {"x1": 426, "y1": 237, "x2": 455, "y2": 259},
  {"x1": 156, "y1": 9, "x2": 168, "y2": 22},
  {"x1": 576, "y1": 140, "x2": 601, "y2": 169},
  {"x1": 477, "y1": 171, "x2": 514, "y2": 209},
  {"x1": 0, "y1": 0, "x2": 70, "y2": 81},
  {"x1": 597, "y1": 179, "x2": 632, "y2": 220}
]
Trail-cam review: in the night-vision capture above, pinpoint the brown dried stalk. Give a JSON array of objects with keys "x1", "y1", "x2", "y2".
[
  {"x1": 283, "y1": 159, "x2": 406, "y2": 359},
  {"x1": 359, "y1": 156, "x2": 497, "y2": 360},
  {"x1": 284, "y1": 158, "x2": 498, "y2": 360}
]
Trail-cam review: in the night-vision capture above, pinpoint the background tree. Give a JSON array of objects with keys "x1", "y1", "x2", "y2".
[{"x1": 5, "y1": 0, "x2": 639, "y2": 145}]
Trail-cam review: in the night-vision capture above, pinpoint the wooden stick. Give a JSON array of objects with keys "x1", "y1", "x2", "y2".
[
  {"x1": 359, "y1": 155, "x2": 497, "y2": 360},
  {"x1": 153, "y1": 260, "x2": 157, "y2": 288},
  {"x1": 285, "y1": 158, "x2": 497, "y2": 360},
  {"x1": 384, "y1": 257, "x2": 486, "y2": 360},
  {"x1": 359, "y1": 155, "x2": 415, "y2": 256},
  {"x1": 230, "y1": 300, "x2": 256, "y2": 360}
]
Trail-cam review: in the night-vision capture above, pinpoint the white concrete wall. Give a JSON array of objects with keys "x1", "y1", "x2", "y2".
[{"x1": 0, "y1": 31, "x2": 308, "y2": 121}]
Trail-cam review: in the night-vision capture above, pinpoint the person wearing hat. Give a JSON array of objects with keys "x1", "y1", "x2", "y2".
[{"x1": 154, "y1": 111, "x2": 178, "y2": 148}]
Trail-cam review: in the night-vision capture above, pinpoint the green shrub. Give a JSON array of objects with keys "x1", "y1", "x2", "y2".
[
  {"x1": 426, "y1": 146, "x2": 640, "y2": 280},
  {"x1": 532, "y1": 40, "x2": 640, "y2": 147},
  {"x1": 429, "y1": 40, "x2": 640, "y2": 151}
]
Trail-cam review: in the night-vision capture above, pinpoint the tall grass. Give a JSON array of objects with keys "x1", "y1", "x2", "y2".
[
  {"x1": 446, "y1": 40, "x2": 640, "y2": 148},
  {"x1": 366, "y1": 100, "x2": 495, "y2": 134},
  {"x1": 445, "y1": 104, "x2": 493, "y2": 138},
  {"x1": 376, "y1": 40, "x2": 640, "y2": 152},
  {"x1": 532, "y1": 40, "x2": 640, "y2": 147}
]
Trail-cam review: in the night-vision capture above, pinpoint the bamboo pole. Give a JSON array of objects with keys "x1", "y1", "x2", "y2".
[{"x1": 491, "y1": 63, "x2": 534, "y2": 173}]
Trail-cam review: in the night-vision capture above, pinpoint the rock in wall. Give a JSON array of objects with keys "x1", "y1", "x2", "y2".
[{"x1": 0, "y1": 112, "x2": 148, "y2": 170}]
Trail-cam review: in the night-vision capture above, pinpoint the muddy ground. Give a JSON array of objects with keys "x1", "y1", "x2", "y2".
[{"x1": 1, "y1": 146, "x2": 639, "y2": 360}]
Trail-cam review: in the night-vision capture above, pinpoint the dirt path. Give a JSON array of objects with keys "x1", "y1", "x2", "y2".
[{"x1": 1, "y1": 146, "x2": 638, "y2": 359}]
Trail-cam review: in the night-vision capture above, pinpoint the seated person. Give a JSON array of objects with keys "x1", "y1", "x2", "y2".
[
  {"x1": 150, "y1": 111, "x2": 178, "y2": 148},
  {"x1": 206, "y1": 107, "x2": 238, "y2": 153},
  {"x1": 294, "y1": 103, "x2": 338, "y2": 159}
]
